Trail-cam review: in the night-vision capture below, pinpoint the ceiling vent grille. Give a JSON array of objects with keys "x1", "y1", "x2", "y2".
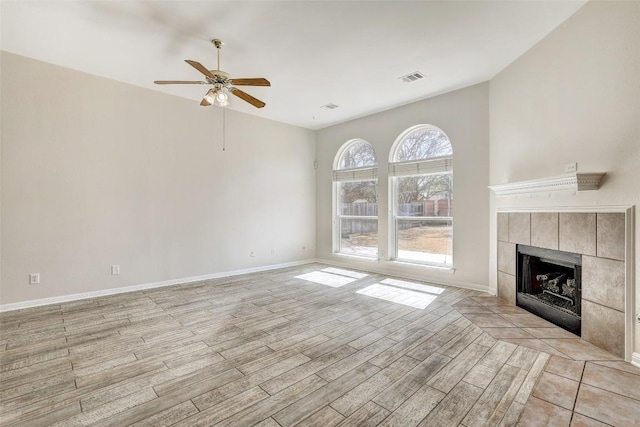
[
  {"x1": 321, "y1": 103, "x2": 340, "y2": 110},
  {"x1": 399, "y1": 71, "x2": 426, "y2": 83}
]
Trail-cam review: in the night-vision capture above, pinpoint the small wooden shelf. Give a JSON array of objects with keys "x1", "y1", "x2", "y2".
[{"x1": 489, "y1": 172, "x2": 606, "y2": 197}]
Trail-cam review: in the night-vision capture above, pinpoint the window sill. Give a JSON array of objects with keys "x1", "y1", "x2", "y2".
[
  {"x1": 389, "y1": 259, "x2": 456, "y2": 274},
  {"x1": 333, "y1": 252, "x2": 379, "y2": 262},
  {"x1": 329, "y1": 253, "x2": 456, "y2": 274}
]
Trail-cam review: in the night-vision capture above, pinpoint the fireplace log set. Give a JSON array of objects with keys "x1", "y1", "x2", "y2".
[
  {"x1": 536, "y1": 273, "x2": 577, "y2": 302},
  {"x1": 517, "y1": 245, "x2": 582, "y2": 335},
  {"x1": 519, "y1": 250, "x2": 581, "y2": 315}
]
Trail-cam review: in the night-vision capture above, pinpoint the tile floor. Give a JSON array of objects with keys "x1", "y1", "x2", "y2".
[
  {"x1": 1, "y1": 263, "x2": 639, "y2": 426},
  {"x1": 456, "y1": 296, "x2": 640, "y2": 426}
]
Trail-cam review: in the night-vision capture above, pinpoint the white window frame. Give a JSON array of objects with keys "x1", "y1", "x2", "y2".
[
  {"x1": 388, "y1": 125, "x2": 453, "y2": 267},
  {"x1": 333, "y1": 139, "x2": 378, "y2": 258}
]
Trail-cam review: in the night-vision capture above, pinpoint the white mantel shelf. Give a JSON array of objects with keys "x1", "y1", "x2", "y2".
[{"x1": 489, "y1": 172, "x2": 606, "y2": 197}]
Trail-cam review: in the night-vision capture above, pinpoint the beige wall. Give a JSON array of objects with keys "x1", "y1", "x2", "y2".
[
  {"x1": 3, "y1": 2, "x2": 637, "y2": 363},
  {"x1": 316, "y1": 83, "x2": 490, "y2": 289},
  {"x1": 0, "y1": 52, "x2": 316, "y2": 306},
  {"x1": 489, "y1": 1, "x2": 640, "y2": 354}
]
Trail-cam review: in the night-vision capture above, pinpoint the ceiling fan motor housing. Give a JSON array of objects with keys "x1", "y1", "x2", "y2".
[{"x1": 210, "y1": 70, "x2": 230, "y2": 79}]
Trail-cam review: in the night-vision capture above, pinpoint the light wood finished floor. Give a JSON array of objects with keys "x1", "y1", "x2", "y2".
[{"x1": 1, "y1": 264, "x2": 638, "y2": 426}]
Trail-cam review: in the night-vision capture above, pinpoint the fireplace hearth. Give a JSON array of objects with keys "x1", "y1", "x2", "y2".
[{"x1": 516, "y1": 245, "x2": 582, "y2": 335}]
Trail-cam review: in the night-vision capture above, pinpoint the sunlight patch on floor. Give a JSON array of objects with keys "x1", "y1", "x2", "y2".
[
  {"x1": 295, "y1": 271, "x2": 356, "y2": 287},
  {"x1": 322, "y1": 267, "x2": 368, "y2": 279},
  {"x1": 357, "y1": 283, "x2": 438, "y2": 309},
  {"x1": 380, "y1": 278, "x2": 445, "y2": 295}
]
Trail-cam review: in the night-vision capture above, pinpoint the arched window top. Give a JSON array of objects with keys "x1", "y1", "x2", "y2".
[
  {"x1": 390, "y1": 125, "x2": 452, "y2": 163},
  {"x1": 335, "y1": 139, "x2": 377, "y2": 170}
]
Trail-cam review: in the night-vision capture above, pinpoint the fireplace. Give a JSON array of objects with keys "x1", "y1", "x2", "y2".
[
  {"x1": 498, "y1": 211, "x2": 630, "y2": 358},
  {"x1": 516, "y1": 245, "x2": 582, "y2": 335}
]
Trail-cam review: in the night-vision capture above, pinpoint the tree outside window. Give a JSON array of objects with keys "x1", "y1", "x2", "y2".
[
  {"x1": 390, "y1": 125, "x2": 453, "y2": 266},
  {"x1": 334, "y1": 140, "x2": 378, "y2": 258}
]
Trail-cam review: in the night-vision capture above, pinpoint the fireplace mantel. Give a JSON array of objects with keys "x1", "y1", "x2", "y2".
[{"x1": 489, "y1": 173, "x2": 606, "y2": 197}]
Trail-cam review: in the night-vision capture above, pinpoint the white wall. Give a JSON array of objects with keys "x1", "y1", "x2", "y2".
[
  {"x1": 489, "y1": 1, "x2": 640, "y2": 354},
  {"x1": 316, "y1": 83, "x2": 490, "y2": 289},
  {"x1": 0, "y1": 52, "x2": 316, "y2": 306}
]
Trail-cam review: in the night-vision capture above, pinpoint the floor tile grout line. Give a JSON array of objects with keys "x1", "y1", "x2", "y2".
[
  {"x1": 513, "y1": 351, "x2": 553, "y2": 426},
  {"x1": 568, "y1": 360, "x2": 587, "y2": 425},
  {"x1": 577, "y1": 371, "x2": 640, "y2": 402},
  {"x1": 588, "y1": 361, "x2": 640, "y2": 376}
]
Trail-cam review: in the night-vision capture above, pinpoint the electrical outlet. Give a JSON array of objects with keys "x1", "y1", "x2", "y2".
[
  {"x1": 271, "y1": 248, "x2": 276, "y2": 255},
  {"x1": 565, "y1": 162, "x2": 577, "y2": 173},
  {"x1": 111, "y1": 265, "x2": 120, "y2": 275},
  {"x1": 301, "y1": 246, "x2": 306, "y2": 252},
  {"x1": 29, "y1": 273, "x2": 40, "y2": 285},
  {"x1": 250, "y1": 251, "x2": 255, "y2": 257}
]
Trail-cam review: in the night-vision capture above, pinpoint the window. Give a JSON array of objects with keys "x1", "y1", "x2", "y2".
[
  {"x1": 389, "y1": 125, "x2": 453, "y2": 266},
  {"x1": 333, "y1": 139, "x2": 378, "y2": 258}
]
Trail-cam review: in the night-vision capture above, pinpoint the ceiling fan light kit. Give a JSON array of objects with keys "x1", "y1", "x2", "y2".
[{"x1": 154, "y1": 39, "x2": 270, "y2": 109}]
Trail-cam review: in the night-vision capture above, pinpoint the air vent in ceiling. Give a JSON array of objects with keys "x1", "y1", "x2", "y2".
[
  {"x1": 399, "y1": 71, "x2": 426, "y2": 83},
  {"x1": 321, "y1": 103, "x2": 340, "y2": 110}
]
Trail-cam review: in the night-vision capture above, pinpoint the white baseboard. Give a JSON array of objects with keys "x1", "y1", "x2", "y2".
[
  {"x1": 632, "y1": 352, "x2": 640, "y2": 369},
  {"x1": 0, "y1": 259, "x2": 316, "y2": 312},
  {"x1": 0, "y1": 257, "x2": 496, "y2": 312}
]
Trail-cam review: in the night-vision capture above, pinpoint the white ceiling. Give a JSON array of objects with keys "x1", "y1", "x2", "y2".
[{"x1": 1, "y1": 1, "x2": 586, "y2": 130}]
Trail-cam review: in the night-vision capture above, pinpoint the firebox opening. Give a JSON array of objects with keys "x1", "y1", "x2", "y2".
[{"x1": 516, "y1": 245, "x2": 582, "y2": 336}]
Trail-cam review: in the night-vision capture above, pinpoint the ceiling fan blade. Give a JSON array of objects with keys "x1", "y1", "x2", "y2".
[
  {"x1": 154, "y1": 80, "x2": 205, "y2": 85},
  {"x1": 231, "y1": 88, "x2": 266, "y2": 108},
  {"x1": 200, "y1": 97, "x2": 212, "y2": 107},
  {"x1": 185, "y1": 60, "x2": 215, "y2": 79},
  {"x1": 230, "y1": 78, "x2": 271, "y2": 87}
]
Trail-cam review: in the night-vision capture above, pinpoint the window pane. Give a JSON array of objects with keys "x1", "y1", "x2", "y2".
[
  {"x1": 340, "y1": 181, "x2": 378, "y2": 216},
  {"x1": 337, "y1": 179, "x2": 377, "y2": 258},
  {"x1": 339, "y1": 140, "x2": 377, "y2": 169},
  {"x1": 340, "y1": 218, "x2": 378, "y2": 257},
  {"x1": 396, "y1": 127, "x2": 452, "y2": 162},
  {"x1": 396, "y1": 219, "x2": 452, "y2": 265},
  {"x1": 396, "y1": 174, "x2": 452, "y2": 216}
]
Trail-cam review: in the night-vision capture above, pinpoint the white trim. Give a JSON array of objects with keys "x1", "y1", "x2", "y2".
[
  {"x1": 0, "y1": 260, "x2": 316, "y2": 312},
  {"x1": 624, "y1": 206, "x2": 635, "y2": 362},
  {"x1": 388, "y1": 259, "x2": 455, "y2": 275},
  {"x1": 387, "y1": 124, "x2": 452, "y2": 163},
  {"x1": 333, "y1": 138, "x2": 377, "y2": 170},
  {"x1": 340, "y1": 215, "x2": 378, "y2": 220},
  {"x1": 632, "y1": 352, "x2": 640, "y2": 369},
  {"x1": 396, "y1": 216, "x2": 452, "y2": 221},
  {"x1": 317, "y1": 257, "x2": 489, "y2": 294},
  {"x1": 332, "y1": 252, "x2": 378, "y2": 261},
  {"x1": 489, "y1": 173, "x2": 605, "y2": 197},
  {"x1": 497, "y1": 205, "x2": 630, "y2": 213}
]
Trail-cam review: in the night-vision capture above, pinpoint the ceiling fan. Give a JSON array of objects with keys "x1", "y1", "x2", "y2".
[{"x1": 154, "y1": 39, "x2": 270, "y2": 108}]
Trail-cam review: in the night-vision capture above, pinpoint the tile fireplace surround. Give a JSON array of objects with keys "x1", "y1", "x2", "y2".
[{"x1": 497, "y1": 211, "x2": 632, "y2": 359}]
